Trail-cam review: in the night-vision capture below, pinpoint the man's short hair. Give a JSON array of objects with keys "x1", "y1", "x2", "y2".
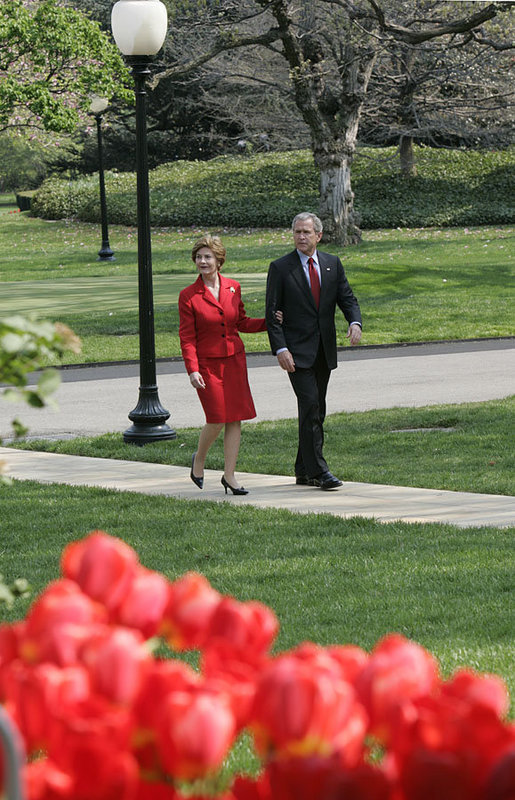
[{"x1": 292, "y1": 212, "x2": 323, "y2": 234}]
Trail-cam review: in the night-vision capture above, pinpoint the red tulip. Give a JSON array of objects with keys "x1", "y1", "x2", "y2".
[
  {"x1": 356, "y1": 633, "x2": 439, "y2": 743},
  {"x1": 484, "y1": 747, "x2": 515, "y2": 800},
  {"x1": 25, "y1": 758, "x2": 73, "y2": 800},
  {"x1": 442, "y1": 669, "x2": 509, "y2": 718},
  {"x1": 5, "y1": 661, "x2": 90, "y2": 754},
  {"x1": 239, "y1": 756, "x2": 392, "y2": 800},
  {"x1": 135, "y1": 780, "x2": 180, "y2": 800},
  {"x1": 390, "y1": 688, "x2": 515, "y2": 800},
  {"x1": 231, "y1": 773, "x2": 272, "y2": 800},
  {"x1": 250, "y1": 653, "x2": 366, "y2": 761},
  {"x1": 283, "y1": 641, "x2": 368, "y2": 687},
  {"x1": 61, "y1": 531, "x2": 139, "y2": 615},
  {"x1": 48, "y1": 696, "x2": 137, "y2": 800},
  {"x1": 156, "y1": 686, "x2": 236, "y2": 781},
  {"x1": 20, "y1": 580, "x2": 106, "y2": 665},
  {"x1": 205, "y1": 596, "x2": 279, "y2": 661},
  {"x1": 115, "y1": 568, "x2": 170, "y2": 638},
  {"x1": 399, "y1": 748, "x2": 475, "y2": 800},
  {"x1": 160, "y1": 572, "x2": 220, "y2": 650},
  {"x1": 326, "y1": 644, "x2": 369, "y2": 685},
  {"x1": 132, "y1": 660, "x2": 199, "y2": 774},
  {"x1": 203, "y1": 648, "x2": 261, "y2": 730},
  {"x1": 133, "y1": 659, "x2": 199, "y2": 730},
  {"x1": 80, "y1": 627, "x2": 149, "y2": 706}
]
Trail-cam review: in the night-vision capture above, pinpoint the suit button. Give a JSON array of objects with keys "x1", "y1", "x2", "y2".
[{"x1": 221, "y1": 334, "x2": 225, "y2": 338}]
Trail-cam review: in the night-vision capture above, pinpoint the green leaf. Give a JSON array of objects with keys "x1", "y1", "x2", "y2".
[
  {"x1": 11, "y1": 418, "x2": 29, "y2": 438},
  {"x1": 24, "y1": 391, "x2": 45, "y2": 409}
]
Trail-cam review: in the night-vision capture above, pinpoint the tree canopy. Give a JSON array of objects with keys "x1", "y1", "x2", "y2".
[{"x1": 0, "y1": 0, "x2": 131, "y2": 134}]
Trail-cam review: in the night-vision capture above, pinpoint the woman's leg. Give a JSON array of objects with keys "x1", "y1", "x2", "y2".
[
  {"x1": 193, "y1": 422, "x2": 224, "y2": 477},
  {"x1": 223, "y1": 420, "x2": 242, "y2": 486}
]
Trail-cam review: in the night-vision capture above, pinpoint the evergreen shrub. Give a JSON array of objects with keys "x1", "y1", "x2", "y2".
[{"x1": 31, "y1": 146, "x2": 514, "y2": 229}]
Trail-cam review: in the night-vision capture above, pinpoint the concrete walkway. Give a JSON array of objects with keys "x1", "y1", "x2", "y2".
[
  {"x1": 2, "y1": 445, "x2": 514, "y2": 528},
  {"x1": 1, "y1": 338, "x2": 514, "y2": 528}
]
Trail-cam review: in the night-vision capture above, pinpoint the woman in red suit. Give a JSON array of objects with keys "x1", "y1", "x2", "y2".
[{"x1": 179, "y1": 234, "x2": 266, "y2": 495}]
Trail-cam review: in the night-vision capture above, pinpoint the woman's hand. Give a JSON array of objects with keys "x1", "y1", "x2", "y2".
[
  {"x1": 275, "y1": 310, "x2": 284, "y2": 324},
  {"x1": 189, "y1": 371, "x2": 206, "y2": 389}
]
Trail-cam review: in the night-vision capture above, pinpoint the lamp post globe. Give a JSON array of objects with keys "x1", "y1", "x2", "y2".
[
  {"x1": 89, "y1": 95, "x2": 115, "y2": 262},
  {"x1": 111, "y1": 0, "x2": 176, "y2": 444}
]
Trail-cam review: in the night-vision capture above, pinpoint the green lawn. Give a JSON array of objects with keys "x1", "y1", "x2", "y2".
[
  {"x1": 2, "y1": 480, "x2": 513, "y2": 704},
  {"x1": 0, "y1": 199, "x2": 513, "y2": 363}
]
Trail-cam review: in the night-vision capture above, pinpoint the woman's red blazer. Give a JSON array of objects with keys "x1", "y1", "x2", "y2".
[{"x1": 178, "y1": 274, "x2": 266, "y2": 374}]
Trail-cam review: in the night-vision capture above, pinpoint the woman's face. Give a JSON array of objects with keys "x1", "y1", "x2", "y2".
[{"x1": 195, "y1": 247, "x2": 219, "y2": 279}]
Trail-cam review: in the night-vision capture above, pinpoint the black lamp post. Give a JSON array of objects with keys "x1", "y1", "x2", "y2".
[
  {"x1": 111, "y1": 0, "x2": 176, "y2": 444},
  {"x1": 89, "y1": 96, "x2": 115, "y2": 262}
]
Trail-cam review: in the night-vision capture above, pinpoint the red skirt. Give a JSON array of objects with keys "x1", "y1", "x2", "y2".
[{"x1": 197, "y1": 351, "x2": 257, "y2": 423}]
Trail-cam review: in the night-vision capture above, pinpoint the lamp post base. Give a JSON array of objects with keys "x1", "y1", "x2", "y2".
[
  {"x1": 123, "y1": 422, "x2": 177, "y2": 445},
  {"x1": 98, "y1": 249, "x2": 115, "y2": 261},
  {"x1": 123, "y1": 385, "x2": 176, "y2": 445}
]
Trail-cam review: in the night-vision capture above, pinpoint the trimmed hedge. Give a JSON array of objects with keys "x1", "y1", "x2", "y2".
[
  {"x1": 16, "y1": 191, "x2": 36, "y2": 211},
  {"x1": 31, "y1": 146, "x2": 514, "y2": 229}
]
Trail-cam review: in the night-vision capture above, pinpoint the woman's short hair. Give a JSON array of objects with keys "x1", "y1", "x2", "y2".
[
  {"x1": 191, "y1": 235, "x2": 226, "y2": 269},
  {"x1": 292, "y1": 212, "x2": 323, "y2": 234}
]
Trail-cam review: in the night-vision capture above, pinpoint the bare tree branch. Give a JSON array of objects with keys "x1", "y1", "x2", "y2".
[
  {"x1": 364, "y1": 0, "x2": 505, "y2": 44},
  {"x1": 152, "y1": 27, "x2": 282, "y2": 88}
]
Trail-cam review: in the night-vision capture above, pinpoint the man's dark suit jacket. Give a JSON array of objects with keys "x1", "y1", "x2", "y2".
[{"x1": 265, "y1": 249, "x2": 362, "y2": 369}]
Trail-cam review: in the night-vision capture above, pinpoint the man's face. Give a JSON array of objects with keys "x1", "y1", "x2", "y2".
[{"x1": 293, "y1": 218, "x2": 323, "y2": 256}]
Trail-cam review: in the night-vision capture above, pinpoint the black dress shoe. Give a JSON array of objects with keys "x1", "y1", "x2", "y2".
[
  {"x1": 312, "y1": 471, "x2": 343, "y2": 490},
  {"x1": 295, "y1": 475, "x2": 311, "y2": 485}
]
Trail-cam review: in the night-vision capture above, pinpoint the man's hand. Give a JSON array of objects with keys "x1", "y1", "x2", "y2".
[
  {"x1": 277, "y1": 350, "x2": 295, "y2": 372},
  {"x1": 189, "y1": 371, "x2": 206, "y2": 389},
  {"x1": 346, "y1": 324, "x2": 362, "y2": 346}
]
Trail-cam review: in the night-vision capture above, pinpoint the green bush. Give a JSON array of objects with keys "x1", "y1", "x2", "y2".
[
  {"x1": 15, "y1": 191, "x2": 36, "y2": 211},
  {"x1": 31, "y1": 146, "x2": 515, "y2": 229}
]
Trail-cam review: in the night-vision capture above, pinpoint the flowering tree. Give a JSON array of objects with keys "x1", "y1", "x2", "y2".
[
  {"x1": 0, "y1": 0, "x2": 131, "y2": 135},
  {"x1": 0, "y1": 531, "x2": 513, "y2": 799}
]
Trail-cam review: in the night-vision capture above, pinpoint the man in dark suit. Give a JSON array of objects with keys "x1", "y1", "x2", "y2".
[{"x1": 265, "y1": 212, "x2": 362, "y2": 490}]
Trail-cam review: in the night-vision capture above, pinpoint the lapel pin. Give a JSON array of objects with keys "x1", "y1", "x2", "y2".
[{"x1": 230, "y1": 286, "x2": 235, "y2": 293}]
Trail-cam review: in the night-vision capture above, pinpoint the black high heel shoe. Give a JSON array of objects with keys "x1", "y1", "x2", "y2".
[
  {"x1": 190, "y1": 453, "x2": 203, "y2": 489},
  {"x1": 221, "y1": 476, "x2": 249, "y2": 495}
]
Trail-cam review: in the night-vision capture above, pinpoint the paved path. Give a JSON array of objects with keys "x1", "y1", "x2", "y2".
[
  {"x1": 2, "y1": 445, "x2": 514, "y2": 528},
  {"x1": 1, "y1": 339, "x2": 514, "y2": 439},
  {"x1": 1, "y1": 338, "x2": 514, "y2": 528}
]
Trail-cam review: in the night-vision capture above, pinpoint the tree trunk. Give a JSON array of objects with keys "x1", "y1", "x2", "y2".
[
  {"x1": 398, "y1": 48, "x2": 418, "y2": 177},
  {"x1": 399, "y1": 134, "x2": 417, "y2": 177},
  {"x1": 316, "y1": 151, "x2": 361, "y2": 245}
]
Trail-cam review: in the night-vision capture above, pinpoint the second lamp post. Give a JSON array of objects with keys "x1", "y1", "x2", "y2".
[{"x1": 89, "y1": 95, "x2": 115, "y2": 262}]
